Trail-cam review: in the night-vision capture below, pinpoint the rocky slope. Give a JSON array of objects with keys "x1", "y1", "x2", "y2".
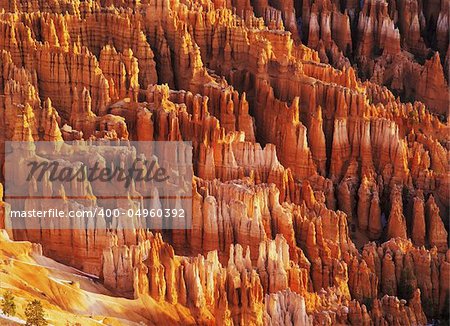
[{"x1": 0, "y1": 0, "x2": 448, "y2": 325}]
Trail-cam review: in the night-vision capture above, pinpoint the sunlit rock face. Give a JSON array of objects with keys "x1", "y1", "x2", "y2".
[{"x1": 0, "y1": 0, "x2": 448, "y2": 325}]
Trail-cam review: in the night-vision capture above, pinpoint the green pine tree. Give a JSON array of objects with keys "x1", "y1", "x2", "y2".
[
  {"x1": 1, "y1": 290, "x2": 16, "y2": 316},
  {"x1": 398, "y1": 268, "x2": 415, "y2": 300},
  {"x1": 24, "y1": 299, "x2": 48, "y2": 326}
]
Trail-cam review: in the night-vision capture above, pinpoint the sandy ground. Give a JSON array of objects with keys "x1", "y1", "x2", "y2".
[{"x1": 0, "y1": 231, "x2": 196, "y2": 325}]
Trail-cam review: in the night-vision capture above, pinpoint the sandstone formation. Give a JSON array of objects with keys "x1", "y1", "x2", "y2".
[{"x1": 299, "y1": 0, "x2": 449, "y2": 115}]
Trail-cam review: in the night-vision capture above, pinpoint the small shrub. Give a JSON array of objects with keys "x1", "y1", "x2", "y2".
[
  {"x1": 1, "y1": 290, "x2": 16, "y2": 316},
  {"x1": 362, "y1": 296, "x2": 373, "y2": 311},
  {"x1": 398, "y1": 268, "x2": 415, "y2": 300},
  {"x1": 24, "y1": 299, "x2": 48, "y2": 326}
]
